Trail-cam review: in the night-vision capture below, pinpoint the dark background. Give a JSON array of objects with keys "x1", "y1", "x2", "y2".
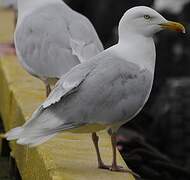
[{"x1": 64, "y1": 0, "x2": 190, "y2": 179}]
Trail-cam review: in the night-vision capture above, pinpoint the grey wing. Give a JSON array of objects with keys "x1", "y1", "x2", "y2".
[
  {"x1": 68, "y1": 17, "x2": 104, "y2": 62},
  {"x1": 15, "y1": 4, "x2": 103, "y2": 79},
  {"x1": 42, "y1": 61, "x2": 96, "y2": 109},
  {"x1": 15, "y1": 10, "x2": 80, "y2": 78},
  {"x1": 25, "y1": 60, "x2": 96, "y2": 123},
  {"x1": 40, "y1": 57, "x2": 152, "y2": 126},
  {"x1": 60, "y1": 58, "x2": 153, "y2": 126},
  {"x1": 11, "y1": 61, "x2": 97, "y2": 146}
]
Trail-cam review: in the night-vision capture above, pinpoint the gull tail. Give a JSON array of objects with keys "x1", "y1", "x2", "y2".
[
  {"x1": 5, "y1": 109, "x2": 84, "y2": 147},
  {"x1": 5, "y1": 124, "x2": 58, "y2": 147},
  {"x1": 5, "y1": 127, "x2": 24, "y2": 141},
  {"x1": 16, "y1": 134, "x2": 57, "y2": 147},
  {"x1": 5, "y1": 127, "x2": 57, "y2": 147}
]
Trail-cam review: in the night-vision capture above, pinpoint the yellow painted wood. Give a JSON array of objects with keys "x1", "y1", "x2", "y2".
[
  {"x1": 0, "y1": 8, "x2": 135, "y2": 180},
  {"x1": 0, "y1": 8, "x2": 15, "y2": 43}
]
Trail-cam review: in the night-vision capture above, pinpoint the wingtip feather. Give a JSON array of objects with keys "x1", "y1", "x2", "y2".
[{"x1": 5, "y1": 127, "x2": 23, "y2": 141}]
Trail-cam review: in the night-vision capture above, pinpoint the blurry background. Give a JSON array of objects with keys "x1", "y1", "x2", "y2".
[{"x1": 0, "y1": 0, "x2": 190, "y2": 179}]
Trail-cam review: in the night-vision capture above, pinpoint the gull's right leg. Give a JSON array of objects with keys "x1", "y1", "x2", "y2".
[
  {"x1": 43, "y1": 79, "x2": 51, "y2": 97},
  {"x1": 46, "y1": 84, "x2": 51, "y2": 97}
]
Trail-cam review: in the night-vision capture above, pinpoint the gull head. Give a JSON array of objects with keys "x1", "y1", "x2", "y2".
[{"x1": 119, "y1": 6, "x2": 185, "y2": 38}]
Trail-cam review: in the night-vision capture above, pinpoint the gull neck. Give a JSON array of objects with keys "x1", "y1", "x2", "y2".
[{"x1": 114, "y1": 33, "x2": 156, "y2": 74}]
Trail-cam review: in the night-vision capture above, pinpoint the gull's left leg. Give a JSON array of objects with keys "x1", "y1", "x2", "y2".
[
  {"x1": 109, "y1": 130, "x2": 140, "y2": 177},
  {"x1": 92, "y1": 132, "x2": 110, "y2": 169}
]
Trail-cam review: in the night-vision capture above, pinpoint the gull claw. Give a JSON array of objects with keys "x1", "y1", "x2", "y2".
[{"x1": 110, "y1": 165, "x2": 140, "y2": 178}]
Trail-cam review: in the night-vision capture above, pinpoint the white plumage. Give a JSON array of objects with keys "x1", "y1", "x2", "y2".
[
  {"x1": 6, "y1": 6, "x2": 185, "y2": 173},
  {"x1": 0, "y1": 0, "x2": 17, "y2": 9}
]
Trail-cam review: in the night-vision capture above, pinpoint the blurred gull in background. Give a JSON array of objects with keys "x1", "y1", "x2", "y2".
[
  {"x1": 15, "y1": 0, "x2": 103, "y2": 96},
  {"x1": 0, "y1": 0, "x2": 17, "y2": 55},
  {"x1": 0, "y1": 0, "x2": 17, "y2": 9},
  {"x1": 6, "y1": 6, "x2": 185, "y2": 174}
]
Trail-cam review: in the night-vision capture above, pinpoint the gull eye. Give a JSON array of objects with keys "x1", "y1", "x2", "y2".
[{"x1": 144, "y1": 15, "x2": 151, "y2": 20}]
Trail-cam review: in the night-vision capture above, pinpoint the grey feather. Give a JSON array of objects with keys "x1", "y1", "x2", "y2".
[
  {"x1": 15, "y1": 3, "x2": 103, "y2": 79},
  {"x1": 42, "y1": 61, "x2": 96, "y2": 109}
]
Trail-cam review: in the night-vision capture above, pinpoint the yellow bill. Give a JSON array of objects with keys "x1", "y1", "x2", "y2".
[{"x1": 160, "y1": 21, "x2": 186, "y2": 33}]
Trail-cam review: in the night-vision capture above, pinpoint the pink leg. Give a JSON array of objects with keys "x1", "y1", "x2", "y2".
[
  {"x1": 46, "y1": 84, "x2": 51, "y2": 97},
  {"x1": 92, "y1": 132, "x2": 110, "y2": 169}
]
